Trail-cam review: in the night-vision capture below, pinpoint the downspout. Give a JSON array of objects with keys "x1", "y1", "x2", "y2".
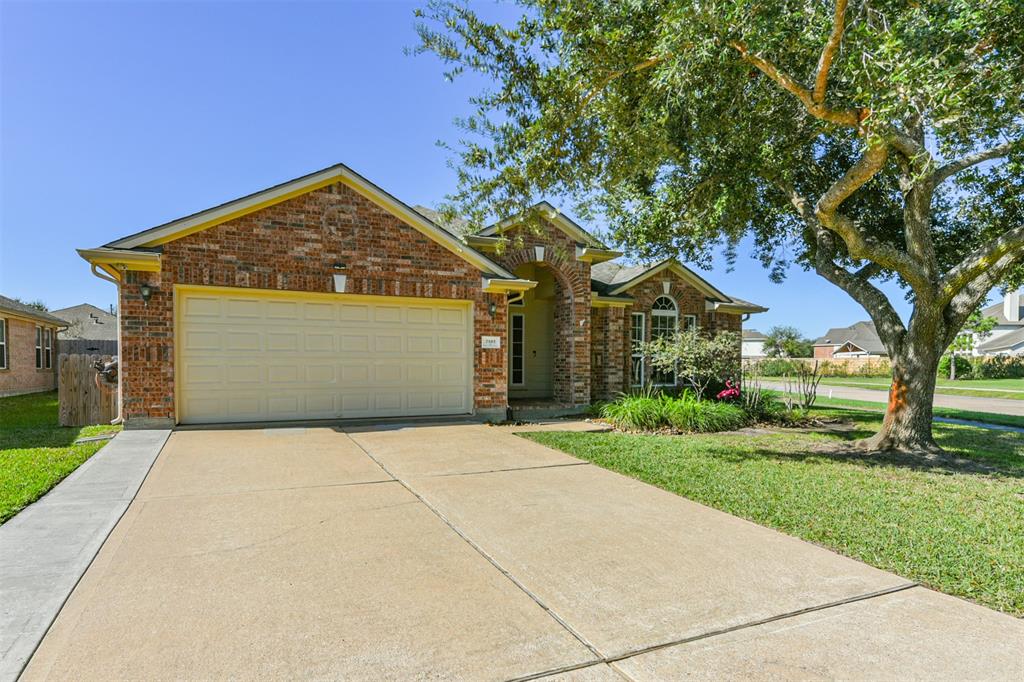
[{"x1": 88, "y1": 264, "x2": 123, "y2": 425}]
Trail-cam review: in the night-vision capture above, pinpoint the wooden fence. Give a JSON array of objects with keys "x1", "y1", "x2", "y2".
[
  {"x1": 58, "y1": 353, "x2": 117, "y2": 427},
  {"x1": 745, "y1": 355, "x2": 892, "y2": 377},
  {"x1": 58, "y1": 339, "x2": 118, "y2": 356}
]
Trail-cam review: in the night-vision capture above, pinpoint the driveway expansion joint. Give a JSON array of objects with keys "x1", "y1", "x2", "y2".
[
  {"x1": 422, "y1": 461, "x2": 589, "y2": 479},
  {"x1": 506, "y1": 582, "x2": 920, "y2": 682},
  {"x1": 138, "y1": 477, "x2": 397, "y2": 501},
  {"x1": 341, "y1": 431, "x2": 607, "y2": 664}
]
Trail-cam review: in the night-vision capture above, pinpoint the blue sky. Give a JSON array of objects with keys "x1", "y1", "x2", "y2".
[{"x1": 1, "y1": 0, "x2": 971, "y2": 338}]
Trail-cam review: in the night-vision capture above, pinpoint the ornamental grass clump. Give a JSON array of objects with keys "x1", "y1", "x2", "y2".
[{"x1": 600, "y1": 390, "x2": 748, "y2": 434}]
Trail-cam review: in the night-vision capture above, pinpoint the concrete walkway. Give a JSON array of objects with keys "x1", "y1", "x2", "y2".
[
  {"x1": 0, "y1": 430, "x2": 169, "y2": 681},
  {"x1": 764, "y1": 380, "x2": 1024, "y2": 417},
  {"x1": 19, "y1": 424, "x2": 1024, "y2": 680}
]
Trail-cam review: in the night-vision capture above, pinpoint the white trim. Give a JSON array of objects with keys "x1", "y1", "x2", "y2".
[
  {"x1": 44, "y1": 328, "x2": 52, "y2": 369},
  {"x1": 34, "y1": 326, "x2": 42, "y2": 369},
  {"x1": 0, "y1": 318, "x2": 7, "y2": 370},
  {"x1": 630, "y1": 312, "x2": 645, "y2": 387},
  {"x1": 510, "y1": 313, "x2": 526, "y2": 387},
  {"x1": 682, "y1": 314, "x2": 698, "y2": 331},
  {"x1": 651, "y1": 296, "x2": 678, "y2": 386}
]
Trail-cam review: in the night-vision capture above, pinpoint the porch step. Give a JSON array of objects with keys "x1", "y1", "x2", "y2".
[{"x1": 508, "y1": 402, "x2": 589, "y2": 421}]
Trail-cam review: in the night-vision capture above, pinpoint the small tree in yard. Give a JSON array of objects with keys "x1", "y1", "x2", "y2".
[
  {"x1": 640, "y1": 329, "x2": 741, "y2": 398},
  {"x1": 946, "y1": 308, "x2": 997, "y2": 379},
  {"x1": 417, "y1": 0, "x2": 1024, "y2": 454},
  {"x1": 764, "y1": 326, "x2": 814, "y2": 358}
]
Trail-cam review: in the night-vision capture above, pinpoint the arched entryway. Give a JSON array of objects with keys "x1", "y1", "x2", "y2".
[{"x1": 506, "y1": 261, "x2": 583, "y2": 404}]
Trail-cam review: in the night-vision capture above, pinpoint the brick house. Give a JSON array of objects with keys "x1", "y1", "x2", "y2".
[
  {"x1": 78, "y1": 164, "x2": 766, "y2": 428},
  {"x1": 0, "y1": 295, "x2": 67, "y2": 397}
]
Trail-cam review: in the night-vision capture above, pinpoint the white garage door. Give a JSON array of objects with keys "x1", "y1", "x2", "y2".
[{"x1": 176, "y1": 288, "x2": 473, "y2": 424}]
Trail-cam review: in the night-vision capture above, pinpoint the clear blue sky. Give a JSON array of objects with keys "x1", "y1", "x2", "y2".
[{"x1": 2, "y1": 1, "x2": 978, "y2": 338}]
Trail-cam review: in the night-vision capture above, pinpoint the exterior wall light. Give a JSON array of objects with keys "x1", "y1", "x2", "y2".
[
  {"x1": 140, "y1": 284, "x2": 153, "y2": 305},
  {"x1": 488, "y1": 302, "x2": 497, "y2": 317}
]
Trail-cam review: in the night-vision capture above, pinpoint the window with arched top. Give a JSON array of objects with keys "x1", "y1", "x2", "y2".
[{"x1": 651, "y1": 296, "x2": 678, "y2": 385}]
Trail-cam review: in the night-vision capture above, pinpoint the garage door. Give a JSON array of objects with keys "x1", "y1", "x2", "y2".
[{"x1": 176, "y1": 288, "x2": 473, "y2": 424}]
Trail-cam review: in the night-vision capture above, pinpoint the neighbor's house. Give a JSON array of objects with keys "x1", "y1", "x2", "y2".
[
  {"x1": 813, "y1": 320, "x2": 887, "y2": 359},
  {"x1": 51, "y1": 303, "x2": 118, "y2": 355},
  {"x1": 0, "y1": 295, "x2": 67, "y2": 397},
  {"x1": 974, "y1": 290, "x2": 1024, "y2": 356},
  {"x1": 741, "y1": 329, "x2": 768, "y2": 358},
  {"x1": 78, "y1": 163, "x2": 765, "y2": 428}
]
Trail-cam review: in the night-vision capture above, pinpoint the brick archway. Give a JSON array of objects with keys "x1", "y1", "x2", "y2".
[{"x1": 505, "y1": 247, "x2": 590, "y2": 404}]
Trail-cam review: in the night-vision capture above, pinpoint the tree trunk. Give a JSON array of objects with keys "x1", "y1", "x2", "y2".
[{"x1": 862, "y1": 348, "x2": 942, "y2": 453}]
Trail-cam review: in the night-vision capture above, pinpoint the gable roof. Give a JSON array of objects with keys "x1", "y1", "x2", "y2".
[
  {"x1": 89, "y1": 164, "x2": 519, "y2": 281},
  {"x1": 742, "y1": 329, "x2": 768, "y2": 340},
  {"x1": 590, "y1": 259, "x2": 766, "y2": 314},
  {"x1": 51, "y1": 304, "x2": 118, "y2": 341},
  {"x1": 592, "y1": 258, "x2": 731, "y2": 301},
  {"x1": 814, "y1": 320, "x2": 887, "y2": 355},
  {"x1": 476, "y1": 201, "x2": 608, "y2": 249},
  {"x1": 0, "y1": 295, "x2": 69, "y2": 326},
  {"x1": 981, "y1": 301, "x2": 1024, "y2": 327},
  {"x1": 977, "y1": 328, "x2": 1024, "y2": 353}
]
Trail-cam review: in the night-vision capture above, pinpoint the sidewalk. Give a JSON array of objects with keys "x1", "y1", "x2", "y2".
[{"x1": 0, "y1": 430, "x2": 170, "y2": 682}]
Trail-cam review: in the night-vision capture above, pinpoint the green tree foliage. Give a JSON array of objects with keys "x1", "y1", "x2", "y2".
[
  {"x1": 639, "y1": 329, "x2": 741, "y2": 398},
  {"x1": 14, "y1": 298, "x2": 48, "y2": 312},
  {"x1": 763, "y1": 325, "x2": 814, "y2": 358},
  {"x1": 416, "y1": 0, "x2": 1023, "y2": 452}
]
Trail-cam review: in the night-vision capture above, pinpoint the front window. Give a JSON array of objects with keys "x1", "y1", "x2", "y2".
[
  {"x1": 44, "y1": 328, "x2": 53, "y2": 369},
  {"x1": 0, "y1": 319, "x2": 7, "y2": 369},
  {"x1": 510, "y1": 314, "x2": 525, "y2": 386},
  {"x1": 630, "y1": 313, "x2": 645, "y2": 387},
  {"x1": 651, "y1": 296, "x2": 678, "y2": 385},
  {"x1": 35, "y1": 327, "x2": 42, "y2": 369},
  {"x1": 682, "y1": 314, "x2": 698, "y2": 332}
]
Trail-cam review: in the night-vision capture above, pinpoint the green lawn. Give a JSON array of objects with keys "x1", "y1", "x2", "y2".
[
  {"x1": 799, "y1": 376, "x2": 1024, "y2": 400},
  {"x1": 808, "y1": 395, "x2": 1024, "y2": 430},
  {"x1": 0, "y1": 391, "x2": 121, "y2": 524},
  {"x1": 522, "y1": 408, "x2": 1024, "y2": 616}
]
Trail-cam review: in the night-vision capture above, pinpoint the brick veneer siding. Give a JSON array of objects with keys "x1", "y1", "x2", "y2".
[
  {"x1": 615, "y1": 272, "x2": 745, "y2": 394},
  {"x1": 0, "y1": 317, "x2": 58, "y2": 397},
  {"x1": 590, "y1": 306, "x2": 626, "y2": 401},
  {"x1": 814, "y1": 344, "x2": 836, "y2": 359},
  {"x1": 118, "y1": 182, "x2": 507, "y2": 426},
  {"x1": 489, "y1": 222, "x2": 592, "y2": 404}
]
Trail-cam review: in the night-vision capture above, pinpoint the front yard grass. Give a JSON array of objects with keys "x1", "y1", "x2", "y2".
[
  {"x1": 0, "y1": 391, "x2": 120, "y2": 524},
  {"x1": 521, "y1": 407, "x2": 1024, "y2": 616},
  {"x1": 791, "y1": 376, "x2": 1024, "y2": 400}
]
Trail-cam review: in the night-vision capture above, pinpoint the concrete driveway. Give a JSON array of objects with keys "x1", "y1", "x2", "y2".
[{"x1": 22, "y1": 423, "x2": 1023, "y2": 680}]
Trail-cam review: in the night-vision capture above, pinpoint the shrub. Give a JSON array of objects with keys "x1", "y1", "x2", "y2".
[
  {"x1": 970, "y1": 355, "x2": 1024, "y2": 379},
  {"x1": 937, "y1": 355, "x2": 972, "y2": 379},
  {"x1": 757, "y1": 358, "x2": 804, "y2": 377},
  {"x1": 600, "y1": 390, "x2": 748, "y2": 433}
]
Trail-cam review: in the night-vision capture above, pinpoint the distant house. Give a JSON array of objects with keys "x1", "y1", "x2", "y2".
[
  {"x1": 52, "y1": 303, "x2": 118, "y2": 354},
  {"x1": 0, "y1": 294, "x2": 68, "y2": 397},
  {"x1": 975, "y1": 290, "x2": 1024, "y2": 356},
  {"x1": 742, "y1": 329, "x2": 768, "y2": 358},
  {"x1": 813, "y1": 320, "x2": 887, "y2": 358}
]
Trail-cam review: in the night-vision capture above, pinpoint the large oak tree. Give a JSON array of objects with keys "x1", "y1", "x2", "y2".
[{"x1": 416, "y1": 0, "x2": 1023, "y2": 452}]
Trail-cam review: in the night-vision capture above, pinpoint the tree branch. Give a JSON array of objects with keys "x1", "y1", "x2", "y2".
[
  {"x1": 939, "y1": 225, "x2": 1024, "y2": 306},
  {"x1": 944, "y1": 251, "x2": 1021, "y2": 347},
  {"x1": 813, "y1": 143, "x2": 931, "y2": 292},
  {"x1": 774, "y1": 179, "x2": 906, "y2": 352},
  {"x1": 728, "y1": 40, "x2": 862, "y2": 129},
  {"x1": 813, "y1": 0, "x2": 848, "y2": 104},
  {"x1": 580, "y1": 54, "x2": 668, "y2": 110},
  {"x1": 934, "y1": 139, "x2": 1018, "y2": 183}
]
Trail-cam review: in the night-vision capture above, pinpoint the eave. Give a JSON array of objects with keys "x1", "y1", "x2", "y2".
[
  {"x1": 591, "y1": 293, "x2": 634, "y2": 308},
  {"x1": 482, "y1": 277, "x2": 538, "y2": 294},
  {"x1": 576, "y1": 246, "x2": 622, "y2": 264},
  {"x1": 78, "y1": 247, "x2": 162, "y2": 278},
  {"x1": 705, "y1": 300, "x2": 769, "y2": 315}
]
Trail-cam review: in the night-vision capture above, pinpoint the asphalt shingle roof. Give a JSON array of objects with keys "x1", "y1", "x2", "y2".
[
  {"x1": 51, "y1": 304, "x2": 118, "y2": 341},
  {"x1": 814, "y1": 320, "x2": 887, "y2": 355},
  {"x1": 0, "y1": 294, "x2": 69, "y2": 326}
]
